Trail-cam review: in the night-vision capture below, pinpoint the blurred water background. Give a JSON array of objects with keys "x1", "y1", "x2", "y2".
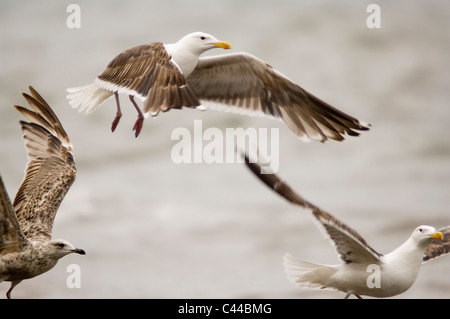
[{"x1": 0, "y1": 0, "x2": 449, "y2": 299}]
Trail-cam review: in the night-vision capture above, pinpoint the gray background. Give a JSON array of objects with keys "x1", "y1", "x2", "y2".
[{"x1": 0, "y1": 0, "x2": 449, "y2": 298}]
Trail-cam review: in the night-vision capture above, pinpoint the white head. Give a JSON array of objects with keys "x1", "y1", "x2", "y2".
[
  {"x1": 176, "y1": 32, "x2": 231, "y2": 55},
  {"x1": 44, "y1": 239, "x2": 86, "y2": 259},
  {"x1": 409, "y1": 225, "x2": 443, "y2": 248}
]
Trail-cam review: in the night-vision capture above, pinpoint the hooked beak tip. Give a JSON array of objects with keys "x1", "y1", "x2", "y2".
[
  {"x1": 74, "y1": 248, "x2": 86, "y2": 255},
  {"x1": 213, "y1": 41, "x2": 231, "y2": 50},
  {"x1": 429, "y1": 232, "x2": 443, "y2": 240}
]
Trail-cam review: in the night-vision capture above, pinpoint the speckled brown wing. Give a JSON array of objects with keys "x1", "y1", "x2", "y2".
[
  {"x1": 423, "y1": 226, "x2": 450, "y2": 262},
  {"x1": 188, "y1": 53, "x2": 370, "y2": 142},
  {"x1": 12, "y1": 86, "x2": 76, "y2": 240},
  {"x1": 0, "y1": 175, "x2": 29, "y2": 255},
  {"x1": 96, "y1": 42, "x2": 200, "y2": 115}
]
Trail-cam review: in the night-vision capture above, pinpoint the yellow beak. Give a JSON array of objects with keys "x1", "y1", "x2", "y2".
[
  {"x1": 213, "y1": 41, "x2": 231, "y2": 50},
  {"x1": 429, "y1": 232, "x2": 443, "y2": 240}
]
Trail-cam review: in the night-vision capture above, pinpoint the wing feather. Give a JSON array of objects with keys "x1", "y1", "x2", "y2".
[
  {"x1": 12, "y1": 87, "x2": 76, "y2": 240},
  {"x1": 0, "y1": 175, "x2": 29, "y2": 255},
  {"x1": 188, "y1": 53, "x2": 369, "y2": 142},
  {"x1": 423, "y1": 226, "x2": 450, "y2": 262},
  {"x1": 243, "y1": 154, "x2": 382, "y2": 264},
  {"x1": 96, "y1": 42, "x2": 200, "y2": 115}
]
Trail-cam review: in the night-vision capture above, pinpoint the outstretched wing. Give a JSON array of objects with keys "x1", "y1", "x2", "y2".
[
  {"x1": 96, "y1": 42, "x2": 200, "y2": 115},
  {"x1": 423, "y1": 226, "x2": 450, "y2": 263},
  {"x1": 243, "y1": 154, "x2": 382, "y2": 264},
  {"x1": 0, "y1": 175, "x2": 29, "y2": 255},
  {"x1": 13, "y1": 86, "x2": 76, "y2": 240},
  {"x1": 187, "y1": 53, "x2": 370, "y2": 142}
]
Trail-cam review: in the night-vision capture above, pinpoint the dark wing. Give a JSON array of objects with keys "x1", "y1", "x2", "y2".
[
  {"x1": 12, "y1": 86, "x2": 76, "y2": 240},
  {"x1": 96, "y1": 42, "x2": 200, "y2": 115},
  {"x1": 243, "y1": 154, "x2": 382, "y2": 264},
  {"x1": 0, "y1": 175, "x2": 29, "y2": 255},
  {"x1": 187, "y1": 53, "x2": 369, "y2": 142},
  {"x1": 423, "y1": 226, "x2": 450, "y2": 263}
]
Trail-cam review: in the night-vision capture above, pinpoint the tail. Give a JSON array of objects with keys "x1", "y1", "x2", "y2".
[
  {"x1": 283, "y1": 253, "x2": 336, "y2": 290},
  {"x1": 66, "y1": 83, "x2": 113, "y2": 114}
]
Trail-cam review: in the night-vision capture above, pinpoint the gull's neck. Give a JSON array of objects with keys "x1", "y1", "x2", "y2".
[
  {"x1": 164, "y1": 42, "x2": 201, "y2": 76},
  {"x1": 384, "y1": 237, "x2": 428, "y2": 270}
]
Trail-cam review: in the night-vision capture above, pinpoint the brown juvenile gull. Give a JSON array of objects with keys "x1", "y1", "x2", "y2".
[
  {"x1": 67, "y1": 31, "x2": 370, "y2": 139},
  {"x1": 243, "y1": 155, "x2": 449, "y2": 298},
  {"x1": 0, "y1": 86, "x2": 85, "y2": 299}
]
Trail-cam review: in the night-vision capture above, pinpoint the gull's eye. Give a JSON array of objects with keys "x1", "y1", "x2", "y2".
[
  {"x1": 57, "y1": 243, "x2": 66, "y2": 248},
  {"x1": 419, "y1": 228, "x2": 423, "y2": 233},
  {"x1": 200, "y1": 36, "x2": 206, "y2": 40}
]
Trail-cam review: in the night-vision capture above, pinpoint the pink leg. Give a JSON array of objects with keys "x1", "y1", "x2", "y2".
[
  {"x1": 111, "y1": 92, "x2": 122, "y2": 132},
  {"x1": 129, "y1": 95, "x2": 144, "y2": 137}
]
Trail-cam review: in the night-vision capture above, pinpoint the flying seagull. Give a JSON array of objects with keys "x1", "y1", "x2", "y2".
[
  {"x1": 243, "y1": 156, "x2": 449, "y2": 298},
  {"x1": 0, "y1": 86, "x2": 85, "y2": 299},
  {"x1": 67, "y1": 31, "x2": 369, "y2": 139}
]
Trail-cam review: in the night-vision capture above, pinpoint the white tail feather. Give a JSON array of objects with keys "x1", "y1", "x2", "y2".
[
  {"x1": 66, "y1": 83, "x2": 113, "y2": 114},
  {"x1": 283, "y1": 253, "x2": 336, "y2": 290}
]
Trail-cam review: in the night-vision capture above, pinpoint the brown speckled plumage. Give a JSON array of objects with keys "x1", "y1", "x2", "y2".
[{"x1": 0, "y1": 86, "x2": 85, "y2": 299}]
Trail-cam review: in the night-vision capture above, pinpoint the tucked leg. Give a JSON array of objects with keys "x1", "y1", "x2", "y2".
[
  {"x1": 6, "y1": 280, "x2": 21, "y2": 299},
  {"x1": 129, "y1": 95, "x2": 144, "y2": 137},
  {"x1": 111, "y1": 91, "x2": 122, "y2": 132},
  {"x1": 344, "y1": 293, "x2": 363, "y2": 299}
]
